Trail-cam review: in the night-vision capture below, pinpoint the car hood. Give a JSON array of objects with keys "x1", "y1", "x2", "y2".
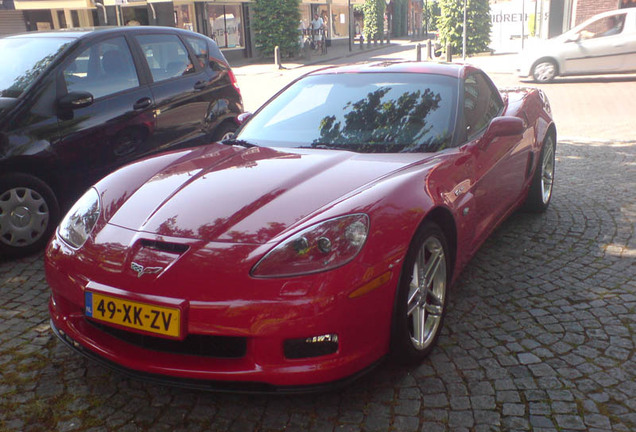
[{"x1": 107, "y1": 144, "x2": 430, "y2": 244}]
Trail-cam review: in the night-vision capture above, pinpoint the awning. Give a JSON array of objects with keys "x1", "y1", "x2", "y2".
[{"x1": 14, "y1": 0, "x2": 93, "y2": 9}]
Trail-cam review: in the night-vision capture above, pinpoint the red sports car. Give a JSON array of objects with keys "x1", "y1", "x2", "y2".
[{"x1": 46, "y1": 62, "x2": 556, "y2": 392}]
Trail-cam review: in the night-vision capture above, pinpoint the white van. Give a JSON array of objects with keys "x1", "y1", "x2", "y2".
[{"x1": 518, "y1": 8, "x2": 636, "y2": 82}]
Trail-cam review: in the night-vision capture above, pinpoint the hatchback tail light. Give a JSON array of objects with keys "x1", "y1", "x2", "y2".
[{"x1": 226, "y1": 67, "x2": 241, "y2": 95}]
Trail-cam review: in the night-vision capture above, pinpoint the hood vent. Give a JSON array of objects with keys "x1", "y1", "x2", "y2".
[{"x1": 139, "y1": 239, "x2": 189, "y2": 254}]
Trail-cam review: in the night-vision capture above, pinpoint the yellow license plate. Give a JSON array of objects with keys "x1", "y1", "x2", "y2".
[{"x1": 85, "y1": 291, "x2": 181, "y2": 338}]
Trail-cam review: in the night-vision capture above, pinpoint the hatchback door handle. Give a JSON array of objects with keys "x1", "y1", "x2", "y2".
[
  {"x1": 194, "y1": 81, "x2": 208, "y2": 90},
  {"x1": 133, "y1": 97, "x2": 152, "y2": 110}
]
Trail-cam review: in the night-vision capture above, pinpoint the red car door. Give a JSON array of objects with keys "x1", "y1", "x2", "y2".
[{"x1": 460, "y1": 73, "x2": 528, "y2": 254}]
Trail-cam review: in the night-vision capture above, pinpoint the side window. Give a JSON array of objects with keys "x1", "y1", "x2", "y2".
[
  {"x1": 136, "y1": 34, "x2": 196, "y2": 82},
  {"x1": 578, "y1": 14, "x2": 625, "y2": 40},
  {"x1": 207, "y1": 40, "x2": 229, "y2": 72},
  {"x1": 463, "y1": 73, "x2": 503, "y2": 140},
  {"x1": 63, "y1": 37, "x2": 139, "y2": 99},
  {"x1": 184, "y1": 35, "x2": 208, "y2": 69}
]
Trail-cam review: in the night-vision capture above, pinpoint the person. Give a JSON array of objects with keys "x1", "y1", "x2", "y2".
[
  {"x1": 579, "y1": 14, "x2": 624, "y2": 39},
  {"x1": 310, "y1": 14, "x2": 324, "y2": 51},
  {"x1": 311, "y1": 14, "x2": 324, "y2": 32}
]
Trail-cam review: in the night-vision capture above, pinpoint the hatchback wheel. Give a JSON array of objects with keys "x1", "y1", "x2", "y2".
[
  {"x1": 391, "y1": 221, "x2": 450, "y2": 363},
  {"x1": 532, "y1": 60, "x2": 557, "y2": 83},
  {"x1": 211, "y1": 122, "x2": 238, "y2": 142},
  {"x1": 0, "y1": 174, "x2": 60, "y2": 258}
]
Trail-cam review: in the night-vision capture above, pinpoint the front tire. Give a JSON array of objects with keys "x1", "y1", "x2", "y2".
[
  {"x1": 391, "y1": 221, "x2": 451, "y2": 363},
  {"x1": 0, "y1": 174, "x2": 60, "y2": 258},
  {"x1": 524, "y1": 134, "x2": 556, "y2": 213},
  {"x1": 532, "y1": 59, "x2": 557, "y2": 83}
]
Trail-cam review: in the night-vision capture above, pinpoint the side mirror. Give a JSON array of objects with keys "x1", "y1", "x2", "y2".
[
  {"x1": 236, "y1": 112, "x2": 252, "y2": 125},
  {"x1": 481, "y1": 116, "x2": 524, "y2": 147},
  {"x1": 58, "y1": 91, "x2": 94, "y2": 110},
  {"x1": 566, "y1": 33, "x2": 581, "y2": 43}
]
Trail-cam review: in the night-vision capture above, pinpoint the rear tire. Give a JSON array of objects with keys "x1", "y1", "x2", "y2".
[
  {"x1": 390, "y1": 221, "x2": 451, "y2": 364},
  {"x1": 211, "y1": 122, "x2": 238, "y2": 142},
  {"x1": 0, "y1": 174, "x2": 60, "y2": 258},
  {"x1": 524, "y1": 134, "x2": 556, "y2": 213}
]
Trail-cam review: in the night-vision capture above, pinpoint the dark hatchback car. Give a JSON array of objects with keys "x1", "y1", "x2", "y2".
[{"x1": 0, "y1": 26, "x2": 243, "y2": 258}]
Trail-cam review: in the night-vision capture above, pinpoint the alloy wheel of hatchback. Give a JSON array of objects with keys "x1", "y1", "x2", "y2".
[{"x1": 532, "y1": 60, "x2": 557, "y2": 83}]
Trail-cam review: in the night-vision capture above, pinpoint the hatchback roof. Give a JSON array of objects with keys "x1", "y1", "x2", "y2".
[{"x1": 4, "y1": 26, "x2": 198, "y2": 40}]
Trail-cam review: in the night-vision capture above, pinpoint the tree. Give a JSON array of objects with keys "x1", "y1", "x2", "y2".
[
  {"x1": 361, "y1": 0, "x2": 385, "y2": 44},
  {"x1": 424, "y1": 0, "x2": 441, "y2": 33},
  {"x1": 391, "y1": 0, "x2": 408, "y2": 37},
  {"x1": 437, "y1": 0, "x2": 491, "y2": 55},
  {"x1": 252, "y1": 0, "x2": 301, "y2": 57}
]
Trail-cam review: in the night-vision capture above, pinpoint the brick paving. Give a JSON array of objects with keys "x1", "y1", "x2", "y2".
[{"x1": 1, "y1": 42, "x2": 635, "y2": 431}]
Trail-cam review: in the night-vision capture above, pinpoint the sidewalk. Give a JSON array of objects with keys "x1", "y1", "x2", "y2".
[
  {"x1": 229, "y1": 38, "x2": 419, "y2": 76},
  {"x1": 229, "y1": 37, "x2": 521, "y2": 77}
]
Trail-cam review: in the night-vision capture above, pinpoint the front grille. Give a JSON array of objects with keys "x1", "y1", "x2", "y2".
[{"x1": 89, "y1": 320, "x2": 246, "y2": 358}]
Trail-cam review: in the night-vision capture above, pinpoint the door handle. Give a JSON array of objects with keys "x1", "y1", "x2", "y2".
[
  {"x1": 133, "y1": 97, "x2": 152, "y2": 110},
  {"x1": 194, "y1": 81, "x2": 208, "y2": 90}
]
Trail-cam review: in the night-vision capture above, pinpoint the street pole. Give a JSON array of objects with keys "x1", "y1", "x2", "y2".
[
  {"x1": 521, "y1": 0, "x2": 525, "y2": 50},
  {"x1": 348, "y1": 0, "x2": 352, "y2": 52},
  {"x1": 462, "y1": 0, "x2": 467, "y2": 60}
]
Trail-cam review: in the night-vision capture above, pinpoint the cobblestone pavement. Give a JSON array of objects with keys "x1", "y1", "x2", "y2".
[{"x1": 1, "y1": 138, "x2": 635, "y2": 431}]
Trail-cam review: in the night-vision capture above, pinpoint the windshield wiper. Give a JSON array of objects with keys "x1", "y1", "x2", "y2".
[{"x1": 221, "y1": 138, "x2": 258, "y2": 149}]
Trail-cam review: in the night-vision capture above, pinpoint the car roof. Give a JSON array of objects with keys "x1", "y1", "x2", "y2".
[
  {"x1": 307, "y1": 61, "x2": 473, "y2": 79},
  {"x1": 4, "y1": 26, "x2": 204, "y2": 41}
]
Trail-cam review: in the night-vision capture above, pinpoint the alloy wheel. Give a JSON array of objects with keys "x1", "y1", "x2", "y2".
[{"x1": 407, "y1": 236, "x2": 447, "y2": 351}]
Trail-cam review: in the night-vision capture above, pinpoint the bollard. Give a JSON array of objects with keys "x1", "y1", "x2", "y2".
[
  {"x1": 274, "y1": 46, "x2": 282, "y2": 69},
  {"x1": 416, "y1": 43, "x2": 422, "y2": 61},
  {"x1": 304, "y1": 40, "x2": 311, "y2": 61},
  {"x1": 426, "y1": 39, "x2": 432, "y2": 60},
  {"x1": 445, "y1": 43, "x2": 452, "y2": 62}
]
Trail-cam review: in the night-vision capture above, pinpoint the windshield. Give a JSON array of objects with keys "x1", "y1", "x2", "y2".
[
  {"x1": 238, "y1": 72, "x2": 458, "y2": 153},
  {"x1": 0, "y1": 36, "x2": 74, "y2": 98}
]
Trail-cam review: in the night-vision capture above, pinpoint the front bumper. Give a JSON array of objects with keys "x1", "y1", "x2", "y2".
[
  {"x1": 50, "y1": 318, "x2": 383, "y2": 394},
  {"x1": 46, "y1": 232, "x2": 399, "y2": 389}
]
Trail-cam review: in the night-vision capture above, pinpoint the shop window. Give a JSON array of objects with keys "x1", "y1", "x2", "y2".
[{"x1": 207, "y1": 5, "x2": 244, "y2": 49}]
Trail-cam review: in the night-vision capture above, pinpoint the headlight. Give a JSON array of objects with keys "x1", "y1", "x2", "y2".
[
  {"x1": 58, "y1": 188, "x2": 101, "y2": 249},
  {"x1": 251, "y1": 214, "x2": 369, "y2": 278}
]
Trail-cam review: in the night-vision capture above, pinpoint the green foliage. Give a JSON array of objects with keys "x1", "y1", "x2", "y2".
[
  {"x1": 424, "y1": 0, "x2": 441, "y2": 32},
  {"x1": 391, "y1": 0, "x2": 408, "y2": 37},
  {"x1": 438, "y1": 0, "x2": 491, "y2": 55},
  {"x1": 361, "y1": 0, "x2": 385, "y2": 42},
  {"x1": 252, "y1": 0, "x2": 301, "y2": 57}
]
